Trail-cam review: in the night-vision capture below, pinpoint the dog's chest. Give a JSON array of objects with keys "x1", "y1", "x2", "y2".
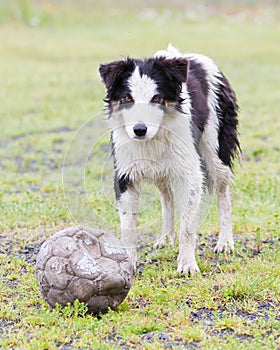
[{"x1": 113, "y1": 133, "x2": 195, "y2": 182}]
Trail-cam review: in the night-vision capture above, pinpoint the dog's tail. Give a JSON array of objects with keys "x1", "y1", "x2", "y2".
[{"x1": 216, "y1": 74, "x2": 241, "y2": 169}]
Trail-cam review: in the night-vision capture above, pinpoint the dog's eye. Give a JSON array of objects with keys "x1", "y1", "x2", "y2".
[
  {"x1": 151, "y1": 95, "x2": 163, "y2": 104},
  {"x1": 120, "y1": 94, "x2": 134, "y2": 104}
]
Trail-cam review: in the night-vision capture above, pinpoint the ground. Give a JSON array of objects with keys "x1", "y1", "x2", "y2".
[{"x1": 0, "y1": 1, "x2": 279, "y2": 349}]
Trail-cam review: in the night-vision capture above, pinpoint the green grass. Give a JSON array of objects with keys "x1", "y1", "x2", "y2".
[{"x1": 0, "y1": 1, "x2": 279, "y2": 349}]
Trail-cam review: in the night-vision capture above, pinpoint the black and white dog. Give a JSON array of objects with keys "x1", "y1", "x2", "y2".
[{"x1": 99, "y1": 45, "x2": 240, "y2": 275}]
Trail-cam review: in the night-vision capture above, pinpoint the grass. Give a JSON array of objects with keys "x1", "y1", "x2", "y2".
[{"x1": 0, "y1": 1, "x2": 279, "y2": 349}]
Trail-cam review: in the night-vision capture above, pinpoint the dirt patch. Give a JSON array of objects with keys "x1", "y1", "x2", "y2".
[
  {"x1": 7, "y1": 127, "x2": 74, "y2": 143},
  {"x1": 105, "y1": 329, "x2": 200, "y2": 349},
  {"x1": 0, "y1": 320, "x2": 18, "y2": 337},
  {"x1": 140, "y1": 331, "x2": 200, "y2": 349},
  {"x1": 190, "y1": 303, "x2": 279, "y2": 325},
  {"x1": 0, "y1": 226, "x2": 64, "y2": 263},
  {"x1": 0, "y1": 126, "x2": 74, "y2": 174}
]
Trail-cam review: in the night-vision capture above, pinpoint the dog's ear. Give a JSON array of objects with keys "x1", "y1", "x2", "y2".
[
  {"x1": 154, "y1": 57, "x2": 189, "y2": 83},
  {"x1": 99, "y1": 59, "x2": 135, "y2": 89}
]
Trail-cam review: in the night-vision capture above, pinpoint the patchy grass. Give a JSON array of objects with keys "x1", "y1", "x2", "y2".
[{"x1": 0, "y1": 1, "x2": 279, "y2": 349}]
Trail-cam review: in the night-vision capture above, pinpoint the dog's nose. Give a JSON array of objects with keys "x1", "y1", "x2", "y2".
[{"x1": 133, "y1": 123, "x2": 147, "y2": 137}]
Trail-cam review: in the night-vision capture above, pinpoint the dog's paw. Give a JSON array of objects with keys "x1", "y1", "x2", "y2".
[
  {"x1": 177, "y1": 261, "x2": 200, "y2": 276},
  {"x1": 213, "y1": 240, "x2": 234, "y2": 253},
  {"x1": 153, "y1": 235, "x2": 175, "y2": 249}
]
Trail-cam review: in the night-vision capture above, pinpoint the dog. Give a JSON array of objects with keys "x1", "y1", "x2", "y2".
[{"x1": 99, "y1": 44, "x2": 240, "y2": 275}]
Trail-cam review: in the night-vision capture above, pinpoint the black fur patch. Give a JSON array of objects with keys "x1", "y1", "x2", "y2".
[
  {"x1": 138, "y1": 57, "x2": 188, "y2": 111},
  {"x1": 111, "y1": 136, "x2": 130, "y2": 200},
  {"x1": 187, "y1": 59, "x2": 210, "y2": 144},
  {"x1": 216, "y1": 73, "x2": 240, "y2": 168},
  {"x1": 114, "y1": 173, "x2": 130, "y2": 200},
  {"x1": 99, "y1": 59, "x2": 135, "y2": 103}
]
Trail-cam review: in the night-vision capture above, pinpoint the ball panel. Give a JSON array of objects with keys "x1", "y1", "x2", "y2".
[
  {"x1": 77, "y1": 226, "x2": 104, "y2": 239},
  {"x1": 36, "y1": 269, "x2": 50, "y2": 294},
  {"x1": 77, "y1": 237, "x2": 101, "y2": 260},
  {"x1": 52, "y1": 226, "x2": 81, "y2": 239},
  {"x1": 99, "y1": 233, "x2": 129, "y2": 261},
  {"x1": 96, "y1": 271, "x2": 126, "y2": 294},
  {"x1": 47, "y1": 288, "x2": 72, "y2": 308},
  {"x1": 36, "y1": 240, "x2": 52, "y2": 270},
  {"x1": 45, "y1": 256, "x2": 73, "y2": 289},
  {"x1": 97, "y1": 256, "x2": 120, "y2": 273},
  {"x1": 119, "y1": 260, "x2": 135, "y2": 288},
  {"x1": 52, "y1": 236, "x2": 77, "y2": 258},
  {"x1": 68, "y1": 277, "x2": 94, "y2": 302},
  {"x1": 70, "y1": 250, "x2": 101, "y2": 279},
  {"x1": 72, "y1": 227, "x2": 103, "y2": 246}
]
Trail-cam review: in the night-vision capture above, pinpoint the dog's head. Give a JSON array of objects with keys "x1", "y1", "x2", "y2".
[{"x1": 99, "y1": 57, "x2": 188, "y2": 140}]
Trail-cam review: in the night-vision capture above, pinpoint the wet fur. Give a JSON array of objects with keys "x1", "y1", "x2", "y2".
[{"x1": 99, "y1": 45, "x2": 240, "y2": 275}]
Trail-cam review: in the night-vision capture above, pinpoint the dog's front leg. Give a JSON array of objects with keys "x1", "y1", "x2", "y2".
[
  {"x1": 175, "y1": 176, "x2": 203, "y2": 276},
  {"x1": 154, "y1": 181, "x2": 175, "y2": 248},
  {"x1": 117, "y1": 183, "x2": 139, "y2": 270}
]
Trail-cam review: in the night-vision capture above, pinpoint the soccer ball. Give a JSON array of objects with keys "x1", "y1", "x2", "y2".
[{"x1": 36, "y1": 226, "x2": 134, "y2": 314}]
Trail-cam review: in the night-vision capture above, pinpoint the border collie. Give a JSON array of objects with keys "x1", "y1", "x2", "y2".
[{"x1": 99, "y1": 45, "x2": 240, "y2": 275}]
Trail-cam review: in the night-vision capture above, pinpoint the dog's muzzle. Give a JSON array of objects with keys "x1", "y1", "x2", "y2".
[{"x1": 133, "y1": 123, "x2": 147, "y2": 138}]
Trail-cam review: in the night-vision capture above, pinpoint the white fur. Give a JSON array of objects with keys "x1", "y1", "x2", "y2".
[
  {"x1": 128, "y1": 67, "x2": 158, "y2": 103},
  {"x1": 122, "y1": 104, "x2": 163, "y2": 140}
]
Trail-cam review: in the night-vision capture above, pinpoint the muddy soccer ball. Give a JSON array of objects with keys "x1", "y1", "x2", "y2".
[{"x1": 36, "y1": 226, "x2": 134, "y2": 314}]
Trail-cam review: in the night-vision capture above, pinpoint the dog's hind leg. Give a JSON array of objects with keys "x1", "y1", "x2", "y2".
[
  {"x1": 153, "y1": 181, "x2": 175, "y2": 249},
  {"x1": 199, "y1": 123, "x2": 235, "y2": 253},
  {"x1": 202, "y1": 147, "x2": 234, "y2": 252},
  {"x1": 213, "y1": 167, "x2": 234, "y2": 253}
]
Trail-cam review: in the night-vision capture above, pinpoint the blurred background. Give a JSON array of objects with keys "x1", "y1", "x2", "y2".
[{"x1": 1, "y1": 0, "x2": 279, "y2": 134}]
